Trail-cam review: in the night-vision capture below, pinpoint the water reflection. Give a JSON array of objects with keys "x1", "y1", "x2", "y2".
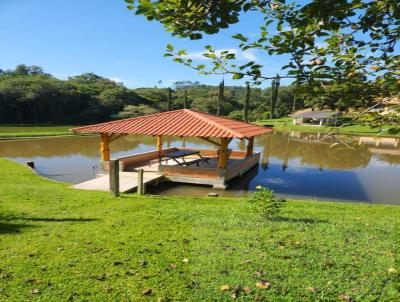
[
  {"x1": 0, "y1": 131, "x2": 399, "y2": 204},
  {"x1": 257, "y1": 132, "x2": 372, "y2": 170}
]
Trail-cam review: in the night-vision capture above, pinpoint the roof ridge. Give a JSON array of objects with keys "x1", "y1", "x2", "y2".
[{"x1": 185, "y1": 110, "x2": 244, "y2": 138}]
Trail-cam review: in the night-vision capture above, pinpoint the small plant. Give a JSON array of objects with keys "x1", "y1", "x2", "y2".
[{"x1": 250, "y1": 186, "x2": 286, "y2": 219}]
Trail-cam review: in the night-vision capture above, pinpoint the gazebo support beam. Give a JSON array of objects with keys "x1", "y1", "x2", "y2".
[
  {"x1": 109, "y1": 134, "x2": 126, "y2": 143},
  {"x1": 217, "y1": 138, "x2": 230, "y2": 169},
  {"x1": 157, "y1": 135, "x2": 163, "y2": 154},
  {"x1": 199, "y1": 137, "x2": 221, "y2": 147},
  {"x1": 246, "y1": 137, "x2": 254, "y2": 157},
  {"x1": 100, "y1": 133, "x2": 110, "y2": 161}
]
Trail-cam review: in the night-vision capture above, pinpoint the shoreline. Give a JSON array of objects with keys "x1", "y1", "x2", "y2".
[
  {"x1": 0, "y1": 133, "x2": 94, "y2": 140},
  {"x1": 257, "y1": 119, "x2": 400, "y2": 138},
  {"x1": 1, "y1": 124, "x2": 400, "y2": 140}
]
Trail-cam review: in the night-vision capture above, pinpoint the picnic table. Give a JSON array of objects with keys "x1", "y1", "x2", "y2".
[{"x1": 155, "y1": 150, "x2": 210, "y2": 167}]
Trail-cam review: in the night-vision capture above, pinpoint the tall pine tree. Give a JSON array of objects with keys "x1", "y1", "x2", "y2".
[
  {"x1": 167, "y1": 87, "x2": 172, "y2": 111},
  {"x1": 217, "y1": 79, "x2": 224, "y2": 116},
  {"x1": 184, "y1": 89, "x2": 188, "y2": 109},
  {"x1": 243, "y1": 83, "x2": 250, "y2": 122},
  {"x1": 270, "y1": 74, "x2": 280, "y2": 119}
]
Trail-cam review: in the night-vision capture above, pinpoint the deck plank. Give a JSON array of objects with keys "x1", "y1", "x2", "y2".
[{"x1": 72, "y1": 171, "x2": 163, "y2": 193}]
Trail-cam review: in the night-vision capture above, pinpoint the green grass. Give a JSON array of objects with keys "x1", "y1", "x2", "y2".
[
  {"x1": 0, "y1": 125, "x2": 77, "y2": 138},
  {"x1": 258, "y1": 118, "x2": 400, "y2": 137},
  {"x1": 0, "y1": 158, "x2": 399, "y2": 301}
]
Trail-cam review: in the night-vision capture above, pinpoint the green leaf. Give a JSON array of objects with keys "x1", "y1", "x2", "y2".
[
  {"x1": 189, "y1": 33, "x2": 202, "y2": 40},
  {"x1": 166, "y1": 44, "x2": 174, "y2": 51},
  {"x1": 232, "y1": 73, "x2": 244, "y2": 80},
  {"x1": 232, "y1": 34, "x2": 248, "y2": 42}
]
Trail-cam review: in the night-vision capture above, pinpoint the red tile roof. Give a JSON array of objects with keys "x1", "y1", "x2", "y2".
[{"x1": 71, "y1": 109, "x2": 272, "y2": 139}]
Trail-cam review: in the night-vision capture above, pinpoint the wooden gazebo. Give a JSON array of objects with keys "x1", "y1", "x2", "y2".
[{"x1": 71, "y1": 109, "x2": 272, "y2": 191}]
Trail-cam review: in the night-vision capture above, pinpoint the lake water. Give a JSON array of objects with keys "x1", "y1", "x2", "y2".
[{"x1": 0, "y1": 132, "x2": 399, "y2": 205}]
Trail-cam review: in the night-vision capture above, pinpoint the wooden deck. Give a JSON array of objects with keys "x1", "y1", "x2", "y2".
[
  {"x1": 72, "y1": 171, "x2": 163, "y2": 193},
  {"x1": 72, "y1": 147, "x2": 261, "y2": 193}
]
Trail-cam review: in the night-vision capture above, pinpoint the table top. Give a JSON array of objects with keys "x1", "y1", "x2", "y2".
[{"x1": 165, "y1": 150, "x2": 200, "y2": 159}]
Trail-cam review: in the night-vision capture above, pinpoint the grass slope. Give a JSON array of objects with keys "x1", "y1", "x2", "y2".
[
  {"x1": 0, "y1": 159, "x2": 399, "y2": 301},
  {"x1": 0, "y1": 125, "x2": 76, "y2": 138},
  {"x1": 258, "y1": 118, "x2": 400, "y2": 137}
]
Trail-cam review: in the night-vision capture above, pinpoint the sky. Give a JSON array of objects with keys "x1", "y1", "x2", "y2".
[{"x1": 0, "y1": 0, "x2": 290, "y2": 88}]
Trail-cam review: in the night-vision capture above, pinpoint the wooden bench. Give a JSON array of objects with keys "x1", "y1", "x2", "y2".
[
  {"x1": 184, "y1": 157, "x2": 210, "y2": 167},
  {"x1": 149, "y1": 150, "x2": 204, "y2": 167},
  {"x1": 149, "y1": 157, "x2": 170, "y2": 166}
]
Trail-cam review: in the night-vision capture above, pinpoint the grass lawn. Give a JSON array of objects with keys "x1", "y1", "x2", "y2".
[
  {"x1": 0, "y1": 125, "x2": 77, "y2": 138},
  {"x1": 0, "y1": 158, "x2": 399, "y2": 301},
  {"x1": 258, "y1": 118, "x2": 400, "y2": 137}
]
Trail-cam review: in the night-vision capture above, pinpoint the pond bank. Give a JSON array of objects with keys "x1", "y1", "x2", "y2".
[
  {"x1": 0, "y1": 125, "x2": 77, "y2": 139},
  {"x1": 0, "y1": 158, "x2": 399, "y2": 301},
  {"x1": 257, "y1": 118, "x2": 400, "y2": 138},
  {"x1": 1, "y1": 132, "x2": 399, "y2": 204},
  {"x1": 2, "y1": 123, "x2": 400, "y2": 139}
]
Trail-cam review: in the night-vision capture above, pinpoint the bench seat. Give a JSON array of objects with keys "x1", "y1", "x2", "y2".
[{"x1": 185, "y1": 157, "x2": 210, "y2": 167}]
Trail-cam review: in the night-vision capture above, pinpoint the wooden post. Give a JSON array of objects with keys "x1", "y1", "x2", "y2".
[
  {"x1": 137, "y1": 168, "x2": 145, "y2": 195},
  {"x1": 100, "y1": 134, "x2": 110, "y2": 161},
  {"x1": 246, "y1": 137, "x2": 254, "y2": 157},
  {"x1": 26, "y1": 161, "x2": 35, "y2": 169},
  {"x1": 157, "y1": 135, "x2": 163, "y2": 153},
  {"x1": 217, "y1": 138, "x2": 230, "y2": 169},
  {"x1": 109, "y1": 159, "x2": 119, "y2": 197}
]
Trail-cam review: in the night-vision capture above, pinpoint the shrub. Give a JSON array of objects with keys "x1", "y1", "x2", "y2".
[
  {"x1": 249, "y1": 186, "x2": 286, "y2": 219},
  {"x1": 111, "y1": 104, "x2": 158, "y2": 119},
  {"x1": 228, "y1": 110, "x2": 245, "y2": 120}
]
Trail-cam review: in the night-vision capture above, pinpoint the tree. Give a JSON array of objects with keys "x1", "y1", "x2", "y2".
[
  {"x1": 97, "y1": 87, "x2": 132, "y2": 115},
  {"x1": 278, "y1": 85, "x2": 300, "y2": 116},
  {"x1": 184, "y1": 89, "x2": 188, "y2": 109},
  {"x1": 243, "y1": 83, "x2": 250, "y2": 122},
  {"x1": 68, "y1": 73, "x2": 104, "y2": 83},
  {"x1": 129, "y1": 0, "x2": 400, "y2": 117},
  {"x1": 217, "y1": 79, "x2": 224, "y2": 115},
  {"x1": 0, "y1": 75, "x2": 75, "y2": 124},
  {"x1": 270, "y1": 74, "x2": 280, "y2": 118},
  {"x1": 0, "y1": 64, "x2": 300, "y2": 125},
  {"x1": 173, "y1": 81, "x2": 201, "y2": 89},
  {"x1": 13, "y1": 64, "x2": 45, "y2": 76},
  {"x1": 13, "y1": 64, "x2": 30, "y2": 75},
  {"x1": 29, "y1": 65, "x2": 45, "y2": 75},
  {"x1": 112, "y1": 104, "x2": 158, "y2": 119},
  {"x1": 167, "y1": 87, "x2": 172, "y2": 111}
]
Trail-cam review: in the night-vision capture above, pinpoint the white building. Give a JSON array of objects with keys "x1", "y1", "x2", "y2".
[{"x1": 292, "y1": 111, "x2": 341, "y2": 126}]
